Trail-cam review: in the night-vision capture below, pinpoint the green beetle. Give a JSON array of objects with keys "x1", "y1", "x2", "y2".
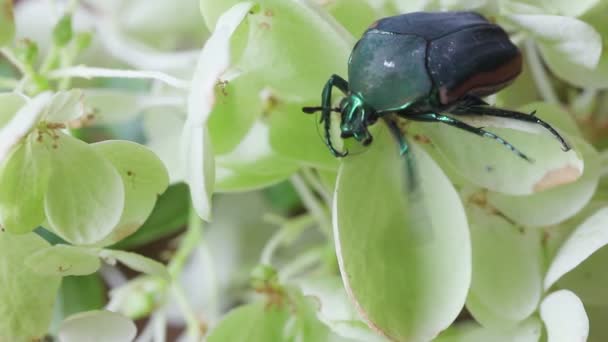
[{"x1": 303, "y1": 11, "x2": 570, "y2": 160}]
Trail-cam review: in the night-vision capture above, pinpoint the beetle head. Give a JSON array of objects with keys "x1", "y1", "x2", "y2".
[{"x1": 339, "y1": 94, "x2": 377, "y2": 146}]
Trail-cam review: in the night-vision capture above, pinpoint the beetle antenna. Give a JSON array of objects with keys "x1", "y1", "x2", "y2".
[{"x1": 302, "y1": 106, "x2": 340, "y2": 114}]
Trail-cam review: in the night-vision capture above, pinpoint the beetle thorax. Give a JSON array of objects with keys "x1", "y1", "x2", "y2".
[{"x1": 339, "y1": 94, "x2": 377, "y2": 146}]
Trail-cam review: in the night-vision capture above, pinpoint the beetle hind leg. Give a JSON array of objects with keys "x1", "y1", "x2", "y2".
[
  {"x1": 410, "y1": 112, "x2": 533, "y2": 162},
  {"x1": 452, "y1": 104, "x2": 571, "y2": 152}
]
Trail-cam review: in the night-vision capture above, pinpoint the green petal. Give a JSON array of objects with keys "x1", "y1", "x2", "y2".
[
  {"x1": 216, "y1": 121, "x2": 299, "y2": 192},
  {"x1": 545, "y1": 207, "x2": 608, "y2": 290},
  {"x1": 0, "y1": 92, "x2": 51, "y2": 163},
  {"x1": 58, "y1": 310, "x2": 136, "y2": 342},
  {"x1": 142, "y1": 109, "x2": 185, "y2": 183},
  {"x1": 0, "y1": 0, "x2": 15, "y2": 46},
  {"x1": 434, "y1": 318, "x2": 542, "y2": 342},
  {"x1": 92, "y1": 141, "x2": 169, "y2": 246},
  {"x1": 44, "y1": 133, "x2": 124, "y2": 245},
  {"x1": 416, "y1": 120, "x2": 583, "y2": 196},
  {"x1": 24, "y1": 244, "x2": 101, "y2": 276},
  {"x1": 0, "y1": 92, "x2": 26, "y2": 127},
  {"x1": 487, "y1": 137, "x2": 598, "y2": 227},
  {"x1": 508, "y1": 15, "x2": 601, "y2": 69},
  {"x1": 0, "y1": 232, "x2": 61, "y2": 340},
  {"x1": 334, "y1": 126, "x2": 471, "y2": 341},
  {"x1": 207, "y1": 302, "x2": 290, "y2": 342},
  {"x1": 99, "y1": 249, "x2": 169, "y2": 281},
  {"x1": 181, "y1": 124, "x2": 215, "y2": 220},
  {"x1": 466, "y1": 206, "x2": 543, "y2": 327},
  {"x1": 83, "y1": 89, "x2": 144, "y2": 125},
  {"x1": 0, "y1": 136, "x2": 51, "y2": 233},
  {"x1": 540, "y1": 290, "x2": 589, "y2": 342},
  {"x1": 43, "y1": 90, "x2": 85, "y2": 123}
]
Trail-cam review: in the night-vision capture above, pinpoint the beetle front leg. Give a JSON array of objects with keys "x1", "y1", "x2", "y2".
[{"x1": 321, "y1": 75, "x2": 349, "y2": 157}]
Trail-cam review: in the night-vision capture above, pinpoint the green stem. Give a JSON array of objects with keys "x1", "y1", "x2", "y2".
[
  {"x1": 166, "y1": 204, "x2": 206, "y2": 338},
  {"x1": 525, "y1": 39, "x2": 560, "y2": 105},
  {"x1": 0, "y1": 47, "x2": 26, "y2": 75},
  {"x1": 301, "y1": 168, "x2": 332, "y2": 206},
  {"x1": 290, "y1": 174, "x2": 331, "y2": 235},
  {"x1": 260, "y1": 214, "x2": 315, "y2": 265}
]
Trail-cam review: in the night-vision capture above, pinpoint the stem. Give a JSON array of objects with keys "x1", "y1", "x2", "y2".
[
  {"x1": 279, "y1": 246, "x2": 325, "y2": 281},
  {"x1": 167, "y1": 204, "x2": 206, "y2": 339},
  {"x1": 301, "y1": 168, "x2": 332, "y2": 207},
  {"x1": 290, "y1": 174, "x2": 331, "y2": 235},
  {"x1": 48, "y1": 66, "x2": 191, "y2": 89},
  {"x1": 260, "y1": 214, "x2": 315, "y2": 265},
  {"x1": 0, "y1": 47, "x2": 26, "y2": 75},
  {"x1": 525, "y1": 39, "x2": 560, "y2": 105}
]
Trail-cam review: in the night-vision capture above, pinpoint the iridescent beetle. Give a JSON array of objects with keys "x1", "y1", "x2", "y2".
[{"x1": 303, "y1": 11, "x2": 570, "y2": 160}]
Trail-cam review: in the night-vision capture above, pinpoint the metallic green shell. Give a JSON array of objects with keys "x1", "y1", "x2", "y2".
[{"x1": 347, "y1": 32, "x2": 432, "y2": 111}]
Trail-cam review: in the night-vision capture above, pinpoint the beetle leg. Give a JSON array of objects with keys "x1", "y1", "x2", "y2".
[
  {"x1": 410, "y1": 113, "x2": 533, "y2": 162},
  {"x1": 318, "y1": 75, "x2": 349, "y2": 157},
  {"x1": 452, "y1": 105, "x2": 571, "y2": 152},
  {"x1": 384, "y1": 117, "x2": 417, "y2": 192}
]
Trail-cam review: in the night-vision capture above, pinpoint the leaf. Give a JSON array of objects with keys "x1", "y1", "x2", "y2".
[
  {"x1": 544, "y1": 207, "x2": 608, "y2": 290},
  {"x1": 540, "y1": 290, "x2": 589, "y2": 342},
  {"x1": 25, "y1": 244, "x2": 101, "y2": 276},
  {"x1": 92, "y1": 141, "x2": 169, "y2": 246},
  {"x1": 44, "y1": 133, "x2": 124, "y2": 245},
  {"x1": 99, "y1": 249, "x2": 169, "y2": 281},
  {"x1": 0, "y1": 136, "x2": 51, "y2": 233},
  {"x1": 465, "y1": 206, "x2": 543, "y2": 327},
  {"x1": 507, "y1": 14, "x2": 602, "y2": 69},
  {"x1": 434, "y1": 318, "x2": 542, "y2": 342},
  {"x1": 112, "y1": 183, "x2": 189, "y2": 249},
  {"x1": 334, "y1": 125, "x2": 471, "y2": 341},
  {"x1": 0, "y1": 0, "x2": 15, "y2": 46},
  {"x1": 59, "y1": 274, "x2": 106, "y2": 318},
  {"x1": 558, "y1": 246, "x2": 608, "y2": 307},
  {"x1": 0, "y1": 92, "x2": 51, "y2": 164},
  {"x1": 0, "y1": 232, "x2": 61, "y2": 340},
  {"x1": 487, "y1": 137, "x2": 598, "y2": 227},
  {"x1": 58, "y1": 310, "x2": 137, "y2": 342},
  {"x1": 207, "y1": 302, "x2": 290, "y2": 342}
]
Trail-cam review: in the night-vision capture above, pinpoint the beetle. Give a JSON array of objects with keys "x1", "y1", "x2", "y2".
[{"x1": 303, "y1": 11, "x2": 570, "y2": 160}]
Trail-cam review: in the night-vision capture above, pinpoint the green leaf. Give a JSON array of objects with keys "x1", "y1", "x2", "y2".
[
  {"x1": 507, "y1": 15, "x2": 602, "y2": 69},
  {"x1": 465, "y1": 206, "x2": 543, "y2": 327},
  {"x1": 334, "y1": 126, "x2": 471, "y2": 341},
  {"x1": 58, "y1": 310, "x2": 136, "y2": 342},
  {"x1": 434, "y1": 318, "x2": 542, "y2": 342},
  {"x1": 0, "y1": 0, "x2": 15, "y2": 46},
  {"x1": 92, "y1": 141, "x2": 169, "y2": 246},
  {"x1": 112, "y1": 183, "x2": 189, "y2": 249},
  {"x1": 99, "y1": 249, "x2": 169, "y2": 281},
  {"x1": 0, "y1": 136, "x2": 51, "y2": 233},
  {"x1": 0, "y1": 92, "x2": 51, "y2": 163},
  {"x1": 545, "y1": 207, "x2": 608, "y2": 290},
  {"x1": 44, "y1": 133, "x2": 124, "y2": 245},
  {"x1": 207, "y1": 302, "x2": 290, "y2": 342},
  {"x1": 58, "y1": 274, "x2": 106, "y2": 318},
  {"x1": 25, "y1": 244, "x2": 101, "y2": 276},
  {"x1": 558, "y1": 246, "x2": 608, "y2": 307},
  {"x1": 540, "y1": 290, "x2": 589, "y2": 342},
  {"x1": 0, "y1": 231, "x2": 61, "y2": 340},
  {"x1": 487, "y1": 137, "x2": 598, "y2": 227}
]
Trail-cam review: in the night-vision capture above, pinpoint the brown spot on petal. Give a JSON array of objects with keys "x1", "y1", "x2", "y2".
[{"x1": 534, "y1": 165, "x2": 581, "y2": 192}]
